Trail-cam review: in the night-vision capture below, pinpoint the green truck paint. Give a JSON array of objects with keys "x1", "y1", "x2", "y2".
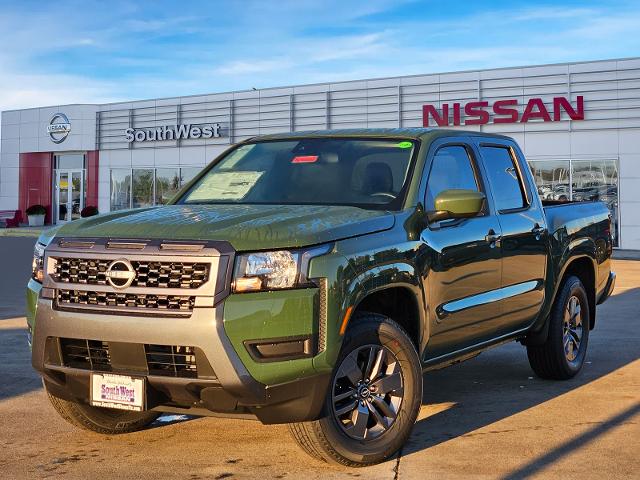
[{"x1": 27, "y1": 128, "x2": 614, "y2": 465}]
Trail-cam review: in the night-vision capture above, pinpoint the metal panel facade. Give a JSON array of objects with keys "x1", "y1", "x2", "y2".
[{"x1": 1, "y1": 58, "x2": 640, "y2": 249}]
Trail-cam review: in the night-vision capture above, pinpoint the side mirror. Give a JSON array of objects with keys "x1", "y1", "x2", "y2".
[{"x1": 427, "y1": 189, "x2": 485, "y2": 223}]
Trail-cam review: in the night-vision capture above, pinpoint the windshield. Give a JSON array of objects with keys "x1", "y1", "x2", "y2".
[{"x1": 177, "y1": 138, "x2": 418, "y2": 209}]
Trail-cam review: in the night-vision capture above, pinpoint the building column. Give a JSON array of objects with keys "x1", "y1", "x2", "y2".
[{"x1": 19, "y1": 152, "x2": 53, "y2": 224}]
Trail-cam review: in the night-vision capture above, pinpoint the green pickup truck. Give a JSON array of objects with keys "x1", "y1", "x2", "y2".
[{"x1": 27, "y1": 129, "x2": 615, "y2": 466}]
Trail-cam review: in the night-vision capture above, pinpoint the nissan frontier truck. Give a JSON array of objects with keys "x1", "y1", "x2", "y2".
[{"x1": 27, "y1": 129, "x2": 615, "y2": 466}]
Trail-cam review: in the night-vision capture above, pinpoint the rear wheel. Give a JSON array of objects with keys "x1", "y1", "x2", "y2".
[
  {"x1": 289, "y1": 312, "x2": 422, "y2": 467},
  {"x1": 45, "y1": 385, "x2": 159, "y2": 434},
  {"x1": 527, "y1": 276, "x2": 590, "y2": 380}
]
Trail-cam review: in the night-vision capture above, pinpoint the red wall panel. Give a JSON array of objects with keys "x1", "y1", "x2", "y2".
[
  {"x1": 19, "y1": 152, "x2": 53, "y2": 224},
  {"x1": 86, "y1": 150, "x2": 99, "y2": 208}
]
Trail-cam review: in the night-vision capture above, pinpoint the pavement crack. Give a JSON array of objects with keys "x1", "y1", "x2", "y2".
[{"x1": 393, "y1": 447, "x2": 403, "y2": 480}]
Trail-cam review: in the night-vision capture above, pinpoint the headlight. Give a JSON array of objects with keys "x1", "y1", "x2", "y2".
[
  {"x1": 32, "y1": 242, "x2": 46, "y2": 283},
  {"x1": 233, "y1": 245, "x2": 331, "y2": 293}
]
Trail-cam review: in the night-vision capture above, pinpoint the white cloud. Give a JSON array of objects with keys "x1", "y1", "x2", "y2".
[{"x1": 216, "y1": 58, "x2": 293, "y2": 75}]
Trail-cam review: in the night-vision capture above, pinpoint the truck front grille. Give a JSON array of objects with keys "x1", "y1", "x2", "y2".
[
  {"x1": 59, "y1": 339, "x2": 198, "y2": 378},
  {"x1": 52, "y1": 257, "x2": 209, "y2": 289},
  {"x1": 57, "y1": 289, "x2": 195, "y2": 311}
]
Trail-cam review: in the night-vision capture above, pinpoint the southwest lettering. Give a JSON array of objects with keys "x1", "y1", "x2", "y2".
[
  {"x1": 125, "y1": 127, "x2": 134, "y2": 142},
  {"x1": 422, "y1": 97, "x2": 584, "y2": 126},
  {"x1": 176, "y1": 124, "x2": 190, "y2": 139},
  {"x1": 201, "y1": 125, "x2": 214, "y2": 139},
  {"x1": 125, "y1": 123, "x2": 224, "y2": 142}
]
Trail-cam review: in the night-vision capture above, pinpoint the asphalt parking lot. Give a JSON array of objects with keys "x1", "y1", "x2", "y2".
[{"x1": 0, "y1": 236, "x2": 638, "y2": 479}]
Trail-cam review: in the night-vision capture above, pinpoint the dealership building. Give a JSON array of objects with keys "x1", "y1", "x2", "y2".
[{"x1": 1, "y1": 57, "x2": 639, "y2": 249}]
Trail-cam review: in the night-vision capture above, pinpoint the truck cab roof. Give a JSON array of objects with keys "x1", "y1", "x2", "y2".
[{"x1": 254, "y1": 128, "x2": 514, "y2": 143}]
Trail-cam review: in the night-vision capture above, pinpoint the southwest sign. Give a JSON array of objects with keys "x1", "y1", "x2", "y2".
[
  {"x1": 125, "y1": 123, "x2": 223, "y2": 142},
  {"x1": 422, "y1": 96, "x2": 584, "y2": 127}
]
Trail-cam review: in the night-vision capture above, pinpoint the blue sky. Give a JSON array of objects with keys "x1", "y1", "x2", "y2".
[{"x1": 0, "y1": 0, "x2": 639, "y2": 111}]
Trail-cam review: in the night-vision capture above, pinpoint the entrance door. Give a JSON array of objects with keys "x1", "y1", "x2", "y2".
[{"x1": 55, "y1": 170, "x2": 84, "y2": 223}]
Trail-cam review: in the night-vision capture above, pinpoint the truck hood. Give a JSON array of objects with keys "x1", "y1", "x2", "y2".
[{"x1": 53, "y1": 204, "x2": 395, "y2": 251}]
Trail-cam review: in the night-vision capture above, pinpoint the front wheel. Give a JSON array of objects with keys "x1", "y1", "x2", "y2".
[
  {"x1": 46, "y1": 384, "x2": 159, "y2": 434},
  {"x1": 527, "y1": 275, "x2": 590, "y2": 380},
  {"x1": 289, "y1": 312, "x2": 422, "y2": 467}
]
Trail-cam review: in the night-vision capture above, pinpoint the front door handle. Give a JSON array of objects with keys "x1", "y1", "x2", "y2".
[
  {"x1": 532, "y1": 224, "x2": 546, "y2": 239},
  {"x1": 485, "y1": 229, "x2": 501, "y2": 246}
]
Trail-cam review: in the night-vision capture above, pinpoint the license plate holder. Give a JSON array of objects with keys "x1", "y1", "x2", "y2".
[{"x1": 90, "y1": 373, "x2": 145, "y2": 412}]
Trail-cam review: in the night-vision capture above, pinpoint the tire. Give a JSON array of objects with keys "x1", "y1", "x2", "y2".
[
  {"x1": 288, "y1": 312, "x2": 422, "y2": 467},
  {"x1": 45, "y1": 385, "x2": 159, "y2": 434},
  {"x1": 527, "y1": 276, "x2": 590, "y2": 380}
]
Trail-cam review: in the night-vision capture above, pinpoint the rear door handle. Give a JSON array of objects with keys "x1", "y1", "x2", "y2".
[
  {"x1": 532, "y1": 224, "x2": 546, "y2": 238},
  {"x1": 485, "y1": 230, "x2": 502, "y2": 246}
]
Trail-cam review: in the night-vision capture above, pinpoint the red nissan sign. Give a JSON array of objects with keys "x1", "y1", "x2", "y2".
[{"x1": 422, "y1": 96, "x2": 584, "y2": 127}]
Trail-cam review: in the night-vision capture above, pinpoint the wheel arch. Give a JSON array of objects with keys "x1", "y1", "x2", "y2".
[
  {"x1": 349, "y1": 285, "x2": 423, "y2": 352},
  {"x1": 553, "y1": 254, "x2": 597, "y2": 330}
]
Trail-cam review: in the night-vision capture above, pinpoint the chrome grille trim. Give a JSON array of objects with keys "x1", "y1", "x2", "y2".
[
  {"x1": 43, "y1": 238, "x2": 231, "y2": 302},
  {"x1": 57, "y1": 288, "x2": 196, "y2": 310},
  {"x1": 51, "y1": 257, "x2": 209, "y2": 289}
]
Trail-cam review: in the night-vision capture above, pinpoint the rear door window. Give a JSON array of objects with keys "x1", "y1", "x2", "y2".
[{"x1": 480, "y1": 146, "x2": 527, "y2": 212}]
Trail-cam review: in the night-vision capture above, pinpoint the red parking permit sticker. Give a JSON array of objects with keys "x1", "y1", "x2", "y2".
[{"x1": 292, "y1": 155, "x2": 318, "y2": 163}]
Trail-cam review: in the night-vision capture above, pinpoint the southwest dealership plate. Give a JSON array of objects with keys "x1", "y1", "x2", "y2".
[{"x1": 90, "y1": 373, "x2": 145, "y2": 411}]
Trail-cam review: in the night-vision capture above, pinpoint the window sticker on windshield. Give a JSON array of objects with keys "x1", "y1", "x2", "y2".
[
  {"x1": 186, "y1": 171, "x2": 264, "y2": 201},
  {"x1": 396, "y1": 141, "x2": 413, "y2": 149}
]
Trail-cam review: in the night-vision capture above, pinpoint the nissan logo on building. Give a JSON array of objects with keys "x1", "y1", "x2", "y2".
[
  {"x1": 105, "y1": 259, "x2": 136, "y2": 289},
  {"x1": 47, "y1": 113, "x2": 71, "y2": 143}
]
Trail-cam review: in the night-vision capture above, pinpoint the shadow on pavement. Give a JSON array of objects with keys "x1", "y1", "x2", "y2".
[
  {"x1": 0, "y1": 327, "x2": 41, "y2": 400},
  {"x1": 0, "y1": 237, "x2": 36, "y2": 320},
  {"x1": 401, "y1": 287, "x2": 640, "y2": 462},
  {"x1": 501, "y1": 401, "x2": 640, "y2": 479}
]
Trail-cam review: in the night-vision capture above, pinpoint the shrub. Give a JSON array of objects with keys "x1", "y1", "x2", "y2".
[
  {"x1": 26, "y1": 205, "x2": 46, "y2": 216},
  {"x1": 81, "y1": 206, "x2": 99, "y2": 218}
]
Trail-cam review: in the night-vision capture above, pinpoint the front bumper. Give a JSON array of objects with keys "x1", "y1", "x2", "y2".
[{"x1": 32, "y1": 297, "x2": 330, "y2": 424}]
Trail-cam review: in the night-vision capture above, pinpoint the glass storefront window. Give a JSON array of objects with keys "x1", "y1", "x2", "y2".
[
  {"x1": 55, "y1": 154, "x2": 85, "y2": 170},
  {"x1": 132, "y1": 169, "x2": 154, "y2": 208},
  {"x1": 110, "y1": 170, "x2": 131, "y2": 211},
  {"x1": 529, "y1": 159, "x2": 619, "y2": 247},
  {"x1": 529, "y1": 160, "x2": 571, "y2": 202},
  {"x1": 108, "y1": 166, "x2": 210, "y2": 210},
  {"x1": 155, "y1": 168, "x2": 181, "y2": 205},
  {"x1": 180, "y1": 167, "x2": 202, "y2": 186},
  {"x1": 571, "y1": 159, "x2": 619, "y2": 247}
]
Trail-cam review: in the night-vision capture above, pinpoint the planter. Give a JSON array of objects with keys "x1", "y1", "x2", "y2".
[{"x1": 28, "y1": 214, "x2": 45, "y2": 227}]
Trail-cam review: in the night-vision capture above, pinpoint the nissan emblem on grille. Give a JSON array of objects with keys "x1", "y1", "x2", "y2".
[{"x1": 105, "y1": 259, "x2": 136, "y2": 289}]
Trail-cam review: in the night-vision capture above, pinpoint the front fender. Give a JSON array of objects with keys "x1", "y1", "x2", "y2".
[{"x1": 310, "y1": 240, "x2": 426, "y2": 373}]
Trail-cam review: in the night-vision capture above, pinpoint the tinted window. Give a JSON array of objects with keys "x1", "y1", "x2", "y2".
[
  {"x1": 179, "y1": 138, "x2": 417, "y2": 209},
  {"x1": 425, "y1": 146, "x2": 480, "y2": 210},
  {"x1": 480, "y1": 146, "x2": 526, "y2": 211}
]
